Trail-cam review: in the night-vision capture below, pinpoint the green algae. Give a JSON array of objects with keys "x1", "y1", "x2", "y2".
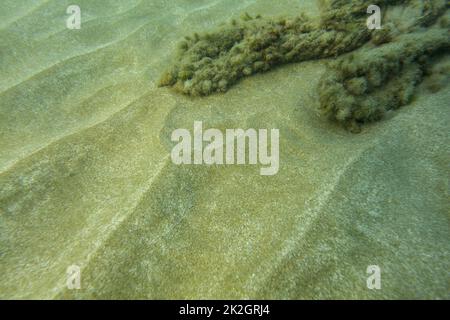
[
  {"x1": 318, "y1": 29, "x2": 450, "y2": 131},
  {"x1": 158, "y1": 0, "x2": 414, "y2": 96},
  {"x1": 158, "y1": 16, "x2": 365, "y2": 96},
  {"x1": 318, "y1": 0, "x2": 449, "y2": 131},
  {"x1": 159, "y1": 0, "x2": 448, "y2": 131}
]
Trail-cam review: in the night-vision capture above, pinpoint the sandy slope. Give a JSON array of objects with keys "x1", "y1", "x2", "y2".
[{"x1": 0, "y1": 0, "x2": 448, "y2": 299}]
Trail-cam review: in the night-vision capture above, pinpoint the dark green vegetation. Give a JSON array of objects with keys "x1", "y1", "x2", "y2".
[{"x1": 159, "y1": 0, "x2": 449, "y2": 130}]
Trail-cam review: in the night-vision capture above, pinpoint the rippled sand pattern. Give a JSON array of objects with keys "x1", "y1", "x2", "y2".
[{"x1": 0, "y1": 0, "x2": 449, "y2": 299}]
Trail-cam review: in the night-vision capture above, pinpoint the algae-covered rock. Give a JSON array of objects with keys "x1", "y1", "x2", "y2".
[
  {"x1": 158, "y1": 15, "x2": 367, "y2": 95},
  {"x1": 159, "y1": 0, "x2": 448, "y2": 133},
  {"x1": 318, "y1": 26, "x2": 449, "y2": 131},
  {"x1": 159, "y1": 0, "x2": 447, "y2": 99},
  {"x1": 158, "y1": 0, "x2": 392, "y2": 96}
]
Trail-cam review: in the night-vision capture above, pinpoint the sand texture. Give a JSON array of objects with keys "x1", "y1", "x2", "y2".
[{"x1": 0, "y1": 0, "x2": 449, "y2": 299}]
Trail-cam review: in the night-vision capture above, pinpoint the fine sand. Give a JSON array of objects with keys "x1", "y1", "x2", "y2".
[{"x1": 0, "y1": 0, "x2": 449, "y2": 299}]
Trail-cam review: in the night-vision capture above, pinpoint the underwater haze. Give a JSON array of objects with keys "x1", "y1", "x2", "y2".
[{"x1": 0, "y1": 0, "x2": 449, "y2": 299}]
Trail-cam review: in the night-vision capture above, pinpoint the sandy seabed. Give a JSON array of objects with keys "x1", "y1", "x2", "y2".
[{"x1": 0, "y1": 0, "x2": 449, "y2": 299}]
